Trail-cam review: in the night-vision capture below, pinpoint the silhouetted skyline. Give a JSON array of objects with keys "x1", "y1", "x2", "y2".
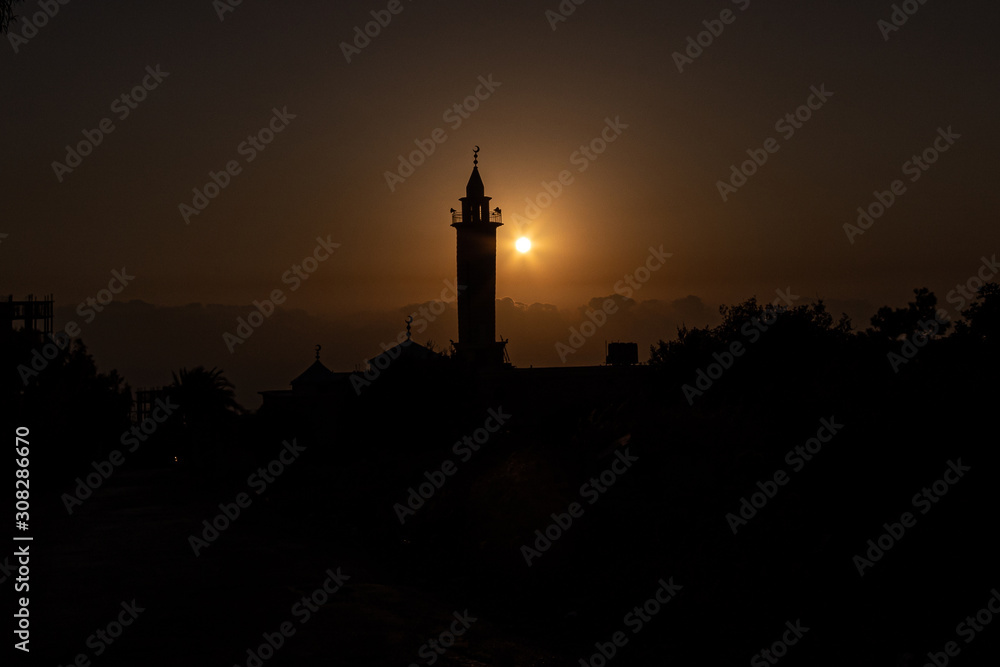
[
  {"x1": 5, "y1": 1, "x2": 999, "y2": 406},
  {"x1": 5, "y1": 3, "x2": 1000, "y2": 664}
]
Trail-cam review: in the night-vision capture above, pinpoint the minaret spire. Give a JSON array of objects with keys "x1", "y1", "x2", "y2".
[{"x1": 466, "y1": 145, "x2": 485, "y2": 198}]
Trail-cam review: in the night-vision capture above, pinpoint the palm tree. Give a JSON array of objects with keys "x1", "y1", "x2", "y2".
[
  {"x1": 170, "y1": 366, "x2": 242, "y2": 426},
  {"x1": 168, "y1": 366, "x2": 242, "y2": 467}
]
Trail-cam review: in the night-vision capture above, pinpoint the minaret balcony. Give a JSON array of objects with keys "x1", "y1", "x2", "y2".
[{"x1": 450, "y1": 209, "x2": 503, "y2": 224}]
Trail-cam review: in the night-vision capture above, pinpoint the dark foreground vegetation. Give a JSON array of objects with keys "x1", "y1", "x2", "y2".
[{"x1": 4, "y1": 285, "x2": 998, "y2": 665}]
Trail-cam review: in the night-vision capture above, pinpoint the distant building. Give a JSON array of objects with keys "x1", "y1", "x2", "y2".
[
  {"x1": 132, "y1": 387, "x2": 171, "y2": 423},
  {"x1": 1, "y1": 294, "x2": 54, "y2": 336},
  {"x1": 606, "y1": 342, "x2": 639, "y2": 366}
]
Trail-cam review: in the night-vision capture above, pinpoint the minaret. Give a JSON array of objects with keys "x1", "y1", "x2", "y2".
[{"x1": 451, "y1": 147, "x2": 506, "y2": 367}]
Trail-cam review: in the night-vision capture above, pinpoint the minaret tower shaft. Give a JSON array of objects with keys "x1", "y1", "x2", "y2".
[{"x1": 451, "y1": 147, "x2": 505, "y2": 367}]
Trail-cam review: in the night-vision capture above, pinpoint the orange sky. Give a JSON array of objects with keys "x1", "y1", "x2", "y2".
[{"x1": 3, "y1": 0, "x2": 999, "y2": 402}]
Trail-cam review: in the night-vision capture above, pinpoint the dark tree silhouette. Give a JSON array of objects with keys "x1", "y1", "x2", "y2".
[
  {"x1": 2, "y1": 328, "x2": 131, "y2": 480},
  {"x1": 868, "y1": 287, "x2": 949, "y2": 340},
  {"x1": 648, "y1": 296, "x2": 851, "y2": 367},
  {"x1": 1, "y1": 0, "x2": 24, "y2": 33},
  {"x1": 955, "y1": 282, "x2": 1000, "y2": 343}
]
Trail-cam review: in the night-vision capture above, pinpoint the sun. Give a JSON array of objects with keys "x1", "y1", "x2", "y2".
[{"x1": 515, "y1": 237, "x2": 532, "y2": 253}]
